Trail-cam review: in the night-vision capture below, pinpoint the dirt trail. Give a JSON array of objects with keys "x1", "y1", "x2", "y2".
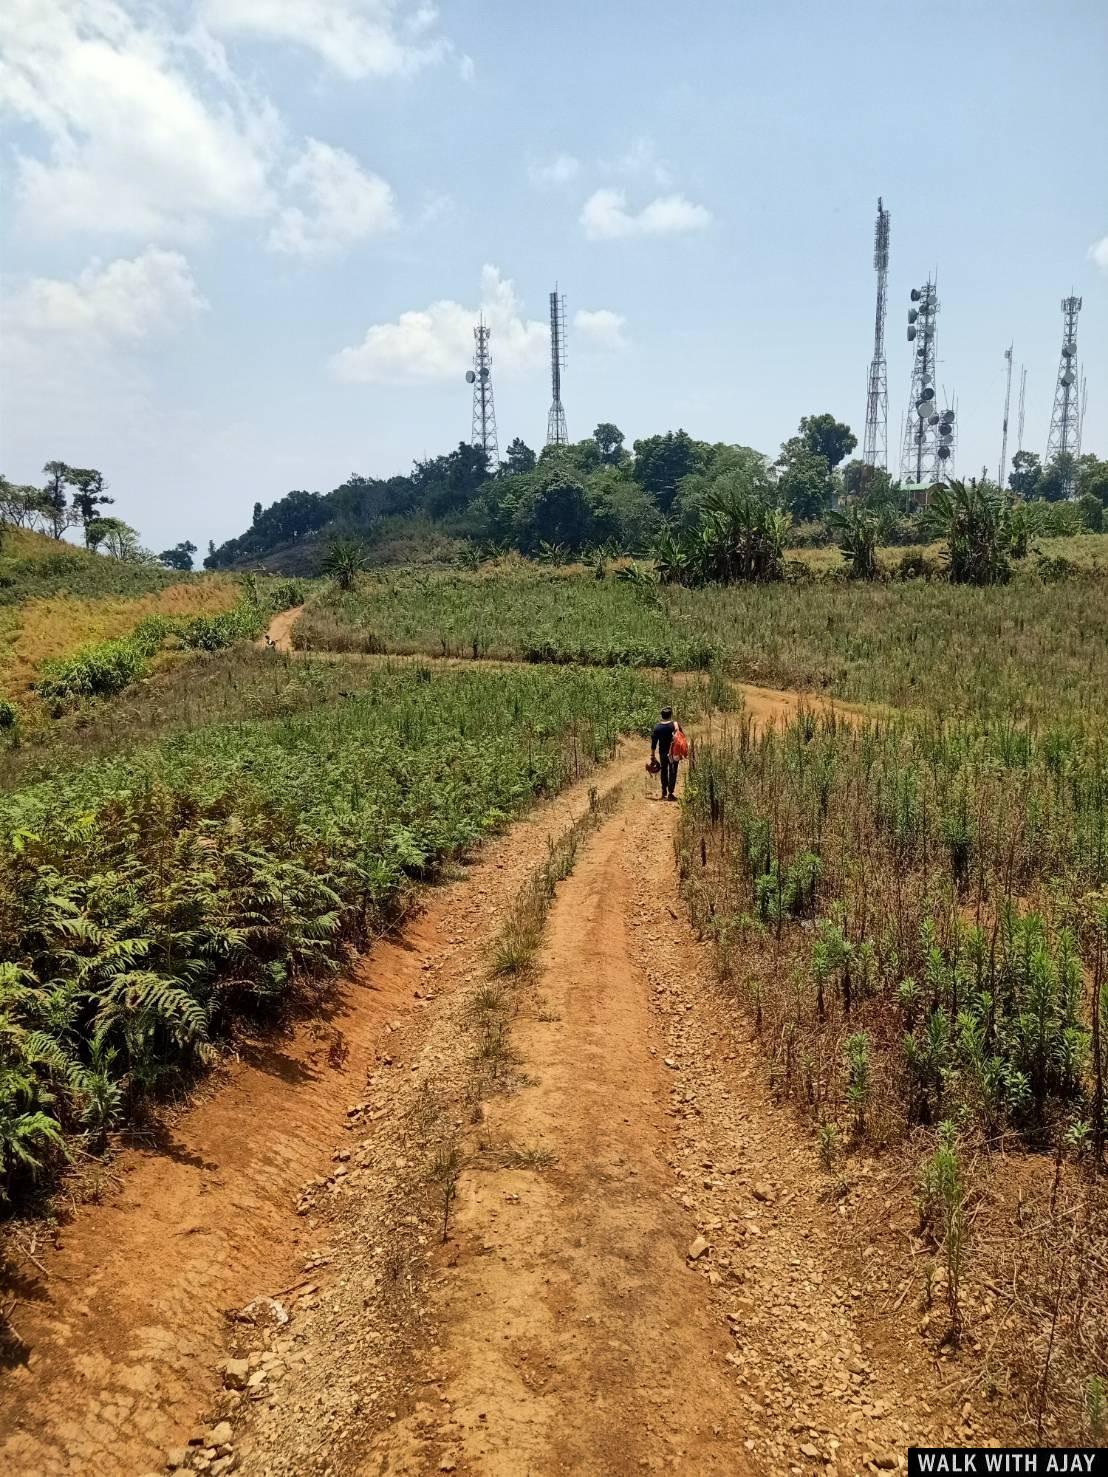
[
  {"x1": 0, "y1": 748, "x2": 646, "y2": 1477},
  {"x1": 416, "y1": 803, "x2": 750, "y2": 1475},
  {"x1": 260, "y1": 605, "x2": 304, "y2": 652},
  {"x1": 351, "y1": 779, "x2": 963, "y2": 1477}
]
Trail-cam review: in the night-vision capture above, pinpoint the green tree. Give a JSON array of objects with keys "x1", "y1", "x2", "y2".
[
  {"x1": 69, "y1": 467, "x2": 114, "y2": 544},
  {"x1": 1008, "y1": 449, "x2": 1042, "y2": 498},
  {"x1": 797, "y1": 413, "x2": 857, "y2": 471},
  {"x1": 0, "y1": 476, "x2": 49, "y2": 532},
  {"x1": 322, "y1": 536, "x2": 370, "y2": 590},
  {"x1": 923, "y1": 479, "x2": 1013, "y2": 585},
  {"x1": 512, "y1": 457, "x2": 594, "y2": 553},
  {"x1": 1076, "y1": 454, "x2": 1108, "y2": 506},
  {"x1": 632, "y1": 430, "x2": 705, "y2": 512},
  {"x1": 828, "y1": 504, "x2": 886, "y2": 580},
  {"x1": 86, "y1": 516, "x2": 142, "y2": 560},
  {"x1": 655, "y1": 483, "x2": 788, "y2": 586},
  {"x1": 775, "y1": 437, "x2": 832, "y2": 522},
  {"x1": 592, "y1": 422, "x2": 627, "y2": 465},
  {"x1": 587, "y1": 467, "x2": 662, "y2": 551},
  {"x1": 41, "y1": 461, "x2": 74, "y2": 540},
  {"x1": 416, "y1": 442, "x2": 490, "y2": 518},
  {"x1": 1076, "y1": 494, "x2": 1104, "y2": 533},
  {"x1": 501, "y1": 437, "x2": 536, "y2": 476},
  {"x1": 158, "y1": 540, "x2": 197, "y2": 571},
  {"x1": 1039, "y1": 452, "x2": 1077, "y2": 503}
]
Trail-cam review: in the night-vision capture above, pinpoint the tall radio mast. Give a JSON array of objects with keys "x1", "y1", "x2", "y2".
[
  {"x1": 466, "y1": 315, "x2": 499, "y2": 468},
  {"x1": 997, "y1": 344, "x2": 1013, "y2": 489},
  {"x1": 546, "y1": 286, "x2": 568, "y2": 447},
  {"x1": 1045, "y1": 294, "x2": 1082, "y2": 497},
  {"x1": 862, "y1": 198, "x2": 890, "y2": 468}
]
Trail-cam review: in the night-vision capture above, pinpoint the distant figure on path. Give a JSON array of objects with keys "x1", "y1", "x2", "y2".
[{"x1": 650, "y1": 706, "x2": 687, "y2": 801}]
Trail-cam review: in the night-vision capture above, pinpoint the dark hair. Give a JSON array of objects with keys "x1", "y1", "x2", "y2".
[{"x1": 661, "y1": 707, "x2": 673, "y2": 720}]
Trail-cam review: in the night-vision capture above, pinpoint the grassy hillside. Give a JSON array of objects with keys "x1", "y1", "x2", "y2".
[
  {"x1": 295, "y1": 557, "x2": 1108, "y2": 726},
  {"x1": 0, "y1": 530, "x2": 234, "y2": 702}
]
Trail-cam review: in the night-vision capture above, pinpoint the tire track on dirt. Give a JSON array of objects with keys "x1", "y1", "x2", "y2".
[{"x1": 0, "y1": 748, "x2": 646, "y2": 1477}]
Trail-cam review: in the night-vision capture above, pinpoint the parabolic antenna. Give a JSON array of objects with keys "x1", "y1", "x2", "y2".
[
  {"x1": 908, "y1": 309, "x2": 918, "y2": 325},
  {"x1": 908, "y1": 326, "x2": 917, "y2": 341},
  {"x1": 928, "y1": 413, "x2": 941, "y2": 425},
  {"x1": 1061, "y1": 370, "x2": 1076, "y2": 386},
  {"x1": 465, "y1": 369, "x2": 476, "y2": 383},
  {"x1": 911, "y1": 288, "x2": 922, "y2": 302},
  {"x1": 480, "y1": 367, "x2": 490, "y2": 380},
  {"x1": 1062, "y1": 343, "x2": 1075, "y2": 358},
  {"x1": 937, "y1": 446, "x2": 951, "y2": 460}
]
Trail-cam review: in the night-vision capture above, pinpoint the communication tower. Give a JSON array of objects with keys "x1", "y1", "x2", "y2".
[
  {"x1": 1045, "y1": 295, "x2": 1082, "y2": 496},
  {"x1": 546, "y1": 286, "x2": 568, "y2": 447},
  {"x1": 900, "y1": 278, "x2": 942, "y2": 484},
  {"x1": 466, "y1": 315, "x2": 498, "y2": 468},
  {"x1": 862, "y1": 198, "x2": 890, "y2": 468},
  {"x1": 997, "y1": 345, "x2": 1013, "y2": 489}
]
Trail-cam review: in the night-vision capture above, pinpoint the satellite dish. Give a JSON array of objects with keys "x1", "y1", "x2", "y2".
[
  {"x1": 465, "y1": 369, "x2": 476, "y2": 383},
  {"x1": 928, "y1": 413, "x2": 941, "y2": 425},
  {"x1": 937, "y1": 446, "x2": 951, "y2": 460},
  {"x1": 480, "y1": 367, "x2": 490, "y2": 380},
  {"x1": 911, "y1": 288, "x2": 922, "y2": 302},
  {"x1": 1061, "y1": 370, "x2": 1076, "y2": 386},
  {"x1": 908, "y1": 309, "x2": 918, "y2": 325},
  {"x1": 907, "y1": 326, "x2": 917, "y2": 341},
  {"x1": 1062, "y1": 343, "x2": 1075, "y2": 358}
]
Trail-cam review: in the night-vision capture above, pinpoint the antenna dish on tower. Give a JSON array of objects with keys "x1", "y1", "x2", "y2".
[
  {"x1": 1046, "y1": 296, "x2": 1082, "y2": 495},
  {"x1": 468, "y1": 319, "x2": 498, "y2": 467}
]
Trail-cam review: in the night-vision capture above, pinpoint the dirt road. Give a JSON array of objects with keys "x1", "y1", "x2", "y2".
[{"x1": 1, "y1": 703, "x2": 974, "y2": 1476}]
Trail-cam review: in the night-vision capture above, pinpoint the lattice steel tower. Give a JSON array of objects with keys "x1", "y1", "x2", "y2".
[
  {"x1": 1045, "y1": 295, "x2": 1082, "y2": 496},
  {"x1": 998, "y1": 344, "x2": 1014, "y2": 489},
  {"x1": 466, "y1": 315, "x2": 498, "y2": 468},
  {"x1": 546, "y1": 286, "x2": 568, "y2": 446},
  {"x1": 862, "y1": 198, "x2": 890, "y2": 468},
  {"x1": 900, "y1": 278, "x2": 941, "y2": 484}
]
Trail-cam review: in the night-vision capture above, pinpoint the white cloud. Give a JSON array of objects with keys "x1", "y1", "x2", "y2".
[
  {"x1": 268, "y1": 140, "x2": 397, "y2": 257},
  {"x1": 331, "y1": 265, "x2": 551, "y2": 383},
  {"x1": 6, "y1": 248, "x2": 207, "y2": 341},
  {"x1": 529, "y1": 153, "x2": 580, "y2": 188},
  {"x1": 574, "y1": 308, "x2": 627, "y2": 351},
  {"x1": 1090, "y1": 237, "x2": 1108, "y2": 274},
  {"x1": 581, "y1": 187, "x2": 711, "y2": 241},
  {"x1": 203, "y1": 0, "x2": 450, "y2": 80},
  {"x1": 0, "y1": 0, "x2": 278, "y2": 239}
]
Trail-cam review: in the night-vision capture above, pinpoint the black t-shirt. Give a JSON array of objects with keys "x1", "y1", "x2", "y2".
[{"x1": 652, "y1": 720, "x2": 677, "y2": 756}]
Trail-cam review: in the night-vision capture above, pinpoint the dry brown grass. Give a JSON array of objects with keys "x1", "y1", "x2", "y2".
[{"x1": 1, "y1": 577, "x2": 239, "y2": 697}]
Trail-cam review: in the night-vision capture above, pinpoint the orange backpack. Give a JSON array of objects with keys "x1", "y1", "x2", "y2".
[{"x1": 671, "y1": 724, "x2": 689, "y2": 761}]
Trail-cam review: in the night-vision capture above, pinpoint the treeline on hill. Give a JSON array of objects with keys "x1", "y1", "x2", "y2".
[
  {"x1": 1, "y1": 463, "x2": 196, "y2": 571},
  {"x1": 204, "y1": 415, "x2": 1108, "y2": 577}
]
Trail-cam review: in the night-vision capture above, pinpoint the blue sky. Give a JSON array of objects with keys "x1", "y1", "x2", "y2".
[{"x1": 2, "y1": 0, "x2": 1106, "y2": 553}]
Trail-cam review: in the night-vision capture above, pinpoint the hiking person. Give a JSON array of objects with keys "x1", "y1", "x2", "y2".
[{"x1": 649, "y1": 707, "x2": 687, "y2": 800}]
